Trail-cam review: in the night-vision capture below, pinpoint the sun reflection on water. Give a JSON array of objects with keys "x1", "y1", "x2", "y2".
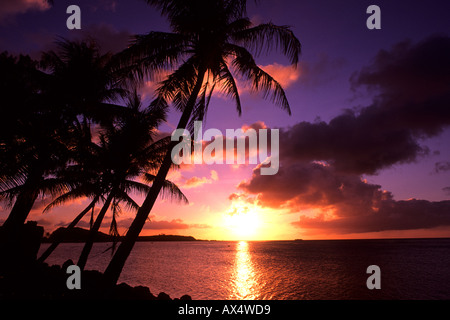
[{"x1": 230, "y1": 241, "x2": 259, "y2": 299}]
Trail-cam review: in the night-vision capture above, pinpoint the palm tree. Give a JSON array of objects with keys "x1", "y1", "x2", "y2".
[
  {"x1": 1, "y1": 40, "x2": 129, "y2": 236},
  {"x1": 37, "y1": 196, "x2": 98, "y2": 263},
  {"x1": 39, "y1": 92, "x2": 187, "y2": 270},
  {"x1": 103, "y1": 0, "x2": 301, "y2": 285},
  {"x1": 39, "y1": 39, "x2": 130, "y2": 126},
  {"x1": 0, "y1": 52, "x2": 75, "y2": 265}
]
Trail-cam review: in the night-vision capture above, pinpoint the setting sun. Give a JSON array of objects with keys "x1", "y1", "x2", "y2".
[{"x1": 224, "y1": 204, "x2": 261, "y2": 240}]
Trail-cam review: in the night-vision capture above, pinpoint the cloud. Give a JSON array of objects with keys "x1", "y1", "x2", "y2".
[
  {"x1": 443, "y1": 187, "x2": 450, "y2": 196},
  {"x1": 242, "y1": 121, "x2": 267, "y2": 132},
  {"x1": 118, "y1": 217, "x2": 209, "y2": 230},
  {"x1": 238, "y1": 161, "x2": 450, "y2": 234},
  {"x1": 298, "y1": 53, "x2": 346, "y2": 87},
  {"x1": 259, "y1": 63, "x2": 300, "y2": 88},
  {"x1": 140, "y1": 61, "x2": 299, "y2": 102},
  {"x1": 292, "y1": 198, "x2": 450, "y2": 234},
  {"x1": 238, "y1": 161, "x2": 391, "y2": 213},
  {"x1": 278, "y1": 35, "x2": 450, "y2": 175},
  {"x1": 182, "y1": 170, "x2": 219, "y2": 189},
  {"x1": 144, "y1": 218, "x2": 189, "y2": 230},
  {"x1": 184, "y1": 176, "x2": 212, "y2": 189},
  {"x1": 210, "y1": 169, "x2": 219, "y2": 181},
  {"x1": 139, "y1": 70, "x2": 173, "y2": 100},
  {"x1": 182, "y1": 121, "x2": 272, "y2": 167},
  {"x1": 0, "y1": 0, "x2": 50, "y2": 21},
  {"x1": 278, "y1": 113, "x2": 426, "y2": 175},
  {"x1": 350, "y1": 35, "x2": 450, "y2": 137},
  {"x1": 233, "y1": 35, "x2": 450, "y2": 234},
  {"x1": 211, "y1": 61, "x2": 300, "y2": 98},
  {"x1": 435, "y1": 161, "x2": 450, "y2": 173},
  {"x1": 352, "y1": 36, "x2": 450, "y2": 105}
]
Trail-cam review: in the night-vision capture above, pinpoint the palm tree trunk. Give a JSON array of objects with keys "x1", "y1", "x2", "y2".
[
  {"x1": 103, "y1": 66, "x2": 207, "y2": 286},
  {"x1": 37, "y1": 197, "x2": 98, "y2": 263},
  {"x1": 2, "y1": 168, "x2": 43, "y2": 233},
  {"x1": 0, "y1": 168, "x2": 42, "y2": 272},
  {"x1": 77, "y1": 192, "x2": 114, "y2": 270}
]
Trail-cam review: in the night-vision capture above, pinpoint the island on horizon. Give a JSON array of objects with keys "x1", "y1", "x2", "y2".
[{"x1": 42, "y1": 227, "x2": 198, "y2": 243}]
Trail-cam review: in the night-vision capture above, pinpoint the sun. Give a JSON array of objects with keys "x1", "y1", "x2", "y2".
[{"x1": 223, "y1": 203, "x2": 261, "y2": 240}]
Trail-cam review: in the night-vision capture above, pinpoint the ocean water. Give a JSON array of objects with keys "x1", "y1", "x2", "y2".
[{"x1": 38, "y1": 238, "x2": 450, "y2": 300}]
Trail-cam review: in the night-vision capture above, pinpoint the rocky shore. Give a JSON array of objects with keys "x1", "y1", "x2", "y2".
[
  {"x1": 0, "y1": 259, "x2": 192, "y2": 300},
  {"x1": 0, "y1": 222, "x2": 192, "y2": 300}
]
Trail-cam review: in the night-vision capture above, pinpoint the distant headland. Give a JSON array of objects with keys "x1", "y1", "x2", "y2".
[{"x1": 42, "y1": 227, "x2": 198, "y2": 243}]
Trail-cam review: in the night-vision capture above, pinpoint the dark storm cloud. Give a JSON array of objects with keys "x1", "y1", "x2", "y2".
[
  {"x1": 235, "y1": 35, "x2": 450, "y2": 233},
  {"x1": 279, "y1": 114, "x2": 425, "y2": 175},
  {"x1": 279, "y1": 35, "x2": 450, "y2": 175},
  {"x1": 293, "y1": 198, "x2": 450, "y2": 233},
  {"x1": 238, "y1": 161, "x2": 391, "y2": 212},
  {"x1": 351, "y1": 35, "x2": 450, "y2": 137},
  {"x1": 239, "y1": 161, "x2": 450, "y2": 234}
]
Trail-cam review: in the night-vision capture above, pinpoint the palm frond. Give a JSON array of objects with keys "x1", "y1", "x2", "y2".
[
  {"x1": 115, "y1": 31, "x2": 189, "y2": 81},
  {"x1": 113, "y1": 190, "x2": 140, "y2": 213},
  {"x1": 42, "y1": 186, "x2": 98, "y2": 213},
  {"x1": 227, "y1": 44, "x2": 291, "y2": 114},
  {"x1": 121, "y1": 179, "x2": 151, "y2": 196},
  {"x1": 232, "y1": 22, "x2": 301, "y2": 66},
  {"x1": 155, "y1": 55, "x2": 199, "y2": 108},
  {"x1": 143, "y1": 173, "x2": 188, "y2": 204},
  {"x1": 218, "y1": 60, "x2": 242, "y2": 115},
  {"x1": 224, "y1": 0, "x2": 249, "y2": 20},
  {"x1": 188, "y1": 80, "x2": 212, "y2": 132}
]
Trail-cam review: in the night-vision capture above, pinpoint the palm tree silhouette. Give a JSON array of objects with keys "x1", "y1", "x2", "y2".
[
  {"x1": 0, "y1": 52, "x2": 75, "y2": 265},
  {"x1": 103, "y1": 0, "x2": 301, "y2": 285},
  {"x1": 0, "y1": 40, "x2": 130, "y2": 268},
  {"x1": 78, "y1": 91, "x2": 187, "y2": 270},
  {"x1": 37, "y1": 196, "x2": 98, "y2": 263},
  {"x1": 38, "y1": 91, "x2": 187, "y2": 269}
]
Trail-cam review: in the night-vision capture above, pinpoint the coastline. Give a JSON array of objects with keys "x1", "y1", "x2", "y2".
[
  {"x1": 41, "y1": 227, "x2": 199, "y2": 243},
  {"x1": 0, "y1": 258, "x2": 192, "y2": 300}
]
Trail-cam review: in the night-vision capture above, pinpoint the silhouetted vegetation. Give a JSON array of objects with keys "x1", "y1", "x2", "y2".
[
  {"x1": 42, "y1": 227, "x2": 197, "y2": 243},
  {"x1": 0, "y1": 0, "x2": 300, "y2": 298}
]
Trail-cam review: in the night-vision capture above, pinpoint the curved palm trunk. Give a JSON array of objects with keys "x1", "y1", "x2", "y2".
[
  {"x1": 2, "y1": 168, "x2": 43, "y2": 233},
  {"x1": 37, "y1": 197, "x2": 98, "y2": 263},
  {"x1": 103, "y1": 67, "x2": 207, "y2": 286},
  {"x1": 77, "y1": 192, "x2": 114, "y2": 270},
  {"x1": 0, "y1": 168, "x2": 43, "y2": 273}
]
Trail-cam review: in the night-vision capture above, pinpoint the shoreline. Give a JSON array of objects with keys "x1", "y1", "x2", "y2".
[{"x1": 0, "y1": 259, "x2": 192, "y2": 300}]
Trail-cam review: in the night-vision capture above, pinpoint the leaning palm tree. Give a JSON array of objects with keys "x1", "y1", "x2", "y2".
[
  {"x1": 1, "y1": 40, "x2": 129, "y2": 240},
  {"x1": 103, "y1": 0, "x2": 301, "y2": 285},
  {"x1": 39, "y1": 92, "x2": 187, "y2": 269},
  {"x1": 37, "y1": 195, "x2": 99, "y2": 263},
  {"x1": 0, "y1": 53, "x2": 78, "y2": 271}
]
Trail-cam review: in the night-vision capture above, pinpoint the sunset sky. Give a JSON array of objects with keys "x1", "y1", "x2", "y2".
[{"x1": 1, "y1": 0, "x2": 450, "y2": 240}]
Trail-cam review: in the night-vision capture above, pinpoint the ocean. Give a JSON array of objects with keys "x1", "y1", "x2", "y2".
[{"x1": 38, "y1": 238, "x2": 450, "y2": 300}]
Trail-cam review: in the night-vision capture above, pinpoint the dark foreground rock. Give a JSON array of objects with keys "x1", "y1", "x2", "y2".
[{"x1": 0, "y1": 259, "x2": 192, "y2": 300}]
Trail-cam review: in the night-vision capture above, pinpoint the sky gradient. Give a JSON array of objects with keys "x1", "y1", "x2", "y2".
[{"x1": 1, "y1": 0, "x2": 450, "y2": 240}]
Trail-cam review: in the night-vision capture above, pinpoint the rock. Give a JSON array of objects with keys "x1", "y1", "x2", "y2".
[
  {"x1": 113, "y1": 282, "x2": 134, "y2": 299},
  {"x1": 62, "y1": 259, "x2": 74, "y2": 271},
  {"x1": 157, "y1": 292, "x2": 171, "y2": 300},
  {"x1": 132, "y1": 285, "x2": 156, "y2": 300},
  {"x1": 0, "y1": 258, "x2": 191, "y2": 300}
]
